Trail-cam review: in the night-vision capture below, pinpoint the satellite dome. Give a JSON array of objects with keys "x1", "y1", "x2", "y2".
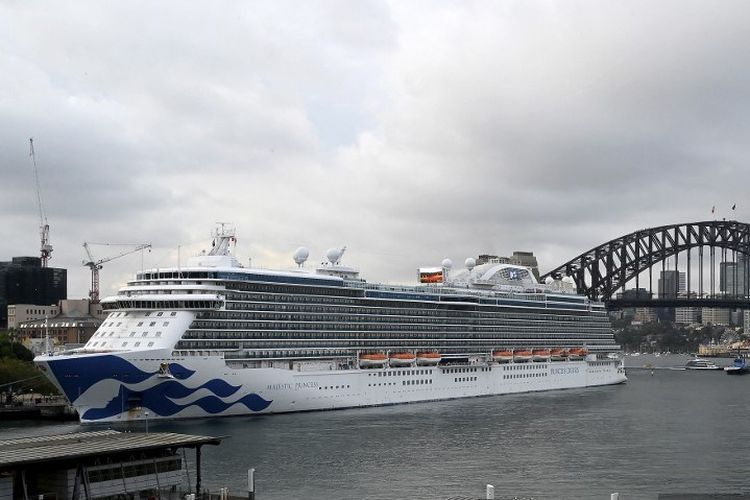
[
  {"x1": 326, "y1": 247, "x2": 345, "y2": 265},
  {"x1": 441, "y1": 258, "x2": 453, "y2": 270},
  {"x1": 293, "y1": 247, "x2": 310, "y2": 267},
  {"x1": 544, "y1": 276, "x2": 554, "y2": 285},
  {"x1": 562, "y1": 276, "x2": 575, "y2": 285},
  {"x1": 465, "y1": 257, "x2": 476, "y2": 271}
]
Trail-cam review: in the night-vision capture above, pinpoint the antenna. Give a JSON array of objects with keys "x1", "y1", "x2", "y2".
[{"x1": 29, "y1": 138, "x2": 53, "y2": 267}]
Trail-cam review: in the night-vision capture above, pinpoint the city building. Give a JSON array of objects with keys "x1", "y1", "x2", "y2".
[
  {"x1": 675, "y1": 306, "x2": 700, "y2": 325},
  {"x1": 0, "y1": 256, "x2": 66, "y2": 328},
  {"x1": 657, "y1": 270, "x2": 686, "y2": 322},
  {"x1": 16, "y1": 299, "x2": 105, "y2": 353},
  {"x1": 6, "y1": 303, "x2": 59, "y2": 330},
  {"x1": 744, "y1": 310, "x2": 750, "y2": 334},
  {"x1": 702, "y1": 307, "x2": 731, "y2": 326},
  {"x1": 476, "y1": 251, "x2": 540, "y2": 280},
  {"x1": 720, "y1": 254, "x2": 748, "y2": 296},
  {"x1": 634, "y1": 307, "x2": 658, "y2": 324},
  {"x1": 657, "y1": 270, "x2": 686, "y2": 298}
]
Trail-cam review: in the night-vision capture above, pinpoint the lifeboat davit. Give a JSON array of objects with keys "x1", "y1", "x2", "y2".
[
  {"x1": 550, "y1": 348, "x2": 568, "y2": 361},
  {"x1": 416, "y1": 352, "x2": 441, "y2": 366},
  {"x1": 532, "y1": 349, "x2": 551, "y2": 362},
  {"x1": 567, "y1": 348, "x2": 588, "y2": 361},
  {"x1": 359, "y1": 353, "x2": 387, "y2": 368},
  {"x1": 389, "y1": 352, "x2": 416, "y2": 367},
  {"x1": 513, "y1": 350, "x2": 532, "y2": 363},
  {"x1": 492, "y1": 350, "x2": 513, "y2": 363}
]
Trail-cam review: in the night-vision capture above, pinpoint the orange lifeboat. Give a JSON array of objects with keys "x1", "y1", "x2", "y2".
[
  {"x1": 567, "y1": 348, "x2": 588, "y2": 361},
  {"x1": 532, "y1": 349, "x2": 551, "y2": 362},
  {"x1": 550, "y1": 348, "x2": 568, "y2": 361},
  {"x1": 513, "y1": 350, "x2": 532, "y2": 363},
  {"x1": 359, "y1": 353, "x2": 387, "y2": 368},
  {"x1": 416, "y1": 352, "x2": 441, "y2": 366},
  {"x1": 492, "y1": 350, "x2": 513, "y2": 363},
  {"x1": 389, "y1": 352, "x2": 416, "y2": 367}
]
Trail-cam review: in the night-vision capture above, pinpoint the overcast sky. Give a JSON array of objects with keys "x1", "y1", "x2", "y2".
[{"x1": 2, "y1": 0, "x2": 749, "y2": 299}]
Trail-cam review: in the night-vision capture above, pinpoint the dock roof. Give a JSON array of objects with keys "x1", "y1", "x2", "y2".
[{"x1": 0, "y1": 430, "x2": 222, "y2": 470}]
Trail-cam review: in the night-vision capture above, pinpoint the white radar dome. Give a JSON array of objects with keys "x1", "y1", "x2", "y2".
[
  {"x1": 441, "y1": 258, "x2": 453, "y2": 270},
  {"x1": 562, "y1": 276, "x2": 575, "y2": 285},
  {"x1": 326, "y1": 247, "x2": 345, "y2": 265},
  {"x1": 293, "y1": 247, "x2": 310, "y2": 267},
  {"x1": 544, "y1": 276, "x2": 554, "y2": 285},
  {"x1": 465, "y1": 257, "x2": 476, "y2": 271}
]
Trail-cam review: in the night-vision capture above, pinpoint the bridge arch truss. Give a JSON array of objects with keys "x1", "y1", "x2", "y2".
[{"x1": 541, "y1": 220, "x2": 750, "y2": 302}]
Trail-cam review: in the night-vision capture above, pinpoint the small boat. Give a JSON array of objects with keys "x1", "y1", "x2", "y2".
[
  {"x1": 567, "y1": 348, "x2": 588, "y2": 361},
  {"x1": 359, "y1": 353, "x2": 387, "y2": 368},
  {"x1": 389, "y1": 352, "x2": 416, "y2": 367},
  {"x1": 416, "y1": 352, "x2": 441, "y2": 366},
  {"x1": 532, "y1": 349, "x2": 551, "y2": 362},
  {"x1": 724, "y1": 357, "x2": 749, "y2": 375},
  {"x1": 492, "y1": 350, "x2": 513, "y2": 363},
  {"x1": 684, "y1": 358, "x2": 721, "y2": 370},
  {"x1": 513, "y1": 350, "x2": 532, "y2": 363},
  {"x1": 550, "y1": 348, "x2": 568, "y2": 361},
  {"x1": 606, "y1": 353, "x2": 620, "y2": 360}
]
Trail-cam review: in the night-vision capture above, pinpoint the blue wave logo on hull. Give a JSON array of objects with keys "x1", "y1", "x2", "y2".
[
  {"x1": 82, "y1": 383, "x2": 272, "y2": 420},
  {"x1": 46, "y1": 355, "x2": 195, "y2": 402},
  {"x1": 44, "y1": 354, "x2": 272, "y2": 420}
]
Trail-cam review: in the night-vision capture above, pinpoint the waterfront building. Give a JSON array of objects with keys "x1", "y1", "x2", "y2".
[
  {"x1": 0, "y1": 430, "x2": 221, "y2": 500},
  {"x1": 0, "y1": 257, "x2": 66, "y2": 328},
  {"x1": 675, "y1": 306, "x2": 700, "y2": 325},
  {"x1": 7, "y1": 303, "x2": 59, "y2": 330},
  {"x1": 17, "y1": 299, "x2": 105, "y2": 353},
  {"x1": 745, "y1": 310, "x2": 750, "y2": 334},
  {"x1": 702, "y1": 307, "x2": 731, "y2": 326}
]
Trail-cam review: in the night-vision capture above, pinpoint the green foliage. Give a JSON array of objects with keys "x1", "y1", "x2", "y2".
[
  {"x1": 614, "y1": 321, "x2": 724, "y2": 353},
  {"x1": 0, "y1": 330, "x2": 59, "y2": 395},
  {"x1": 0, "y1": 331, "x2": 34, "y2": 361}
]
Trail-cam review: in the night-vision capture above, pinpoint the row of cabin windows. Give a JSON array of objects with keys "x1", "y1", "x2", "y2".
[
  {"x1": 175, "y1": 338, "x2": 615, "y2": 350},
  {"x1": 197, "y1": 310, "x2": 608, "y2": 327},
  {"x1": 188, "y1": 321, "x2": 610, "y2": 335},
  {"x1": 180, "y1": 331, "x2": 614, "y2": 341},
  {"x1": 220, "y1": 301, "x2": 607, "y2": 322},
  {"x1": 223, "y1": 291, "x2": 599, "y2": 314},
  {"x1": 504, "y1": 372, "x2": 548, "y2": 379}
]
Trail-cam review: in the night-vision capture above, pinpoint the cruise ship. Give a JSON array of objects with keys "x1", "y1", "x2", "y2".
[{"x1": 35, "y1": 226, "x2": 626, "y2": 423}]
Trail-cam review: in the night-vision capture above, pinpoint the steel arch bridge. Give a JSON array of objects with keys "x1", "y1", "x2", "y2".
[{"x1": 540, "y1": 220, "x2": 750, "y2": 308}]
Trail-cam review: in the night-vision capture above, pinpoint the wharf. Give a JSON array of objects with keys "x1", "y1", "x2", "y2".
[{"x1": 0, "y1": 402, "x2": 77, "y2": 421}]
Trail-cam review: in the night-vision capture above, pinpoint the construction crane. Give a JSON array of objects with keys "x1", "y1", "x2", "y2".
[
  {"x1": 29, "y1": 138, "x2": 53, "y2": 267},
  {"x1": 83, "y1": 242, "x2": 151, "y2": 303}
]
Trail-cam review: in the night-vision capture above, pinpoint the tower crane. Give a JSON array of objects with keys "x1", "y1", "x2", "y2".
[
  {"x1": 83, "y1": 242, "x2": 151, "y2": 303},
  {"x1": 29, "y1": 138, "x2": 53, "y2": 267}
]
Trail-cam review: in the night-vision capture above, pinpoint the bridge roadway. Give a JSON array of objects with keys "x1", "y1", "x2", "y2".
[{"x1": 606, "y1": 297, "x2": 750, "y2": 310}]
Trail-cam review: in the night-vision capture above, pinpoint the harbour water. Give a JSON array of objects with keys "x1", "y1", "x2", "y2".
[{"x1": 3, "y1": 355, "x2": 748, "y2": 500}]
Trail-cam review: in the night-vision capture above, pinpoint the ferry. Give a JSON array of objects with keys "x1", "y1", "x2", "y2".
[
  {"x1": 685, "y1": 358, "x2": 721, "y2": 371},
  {"x1": 35, "y1": 226, "x2": 627, "y2": 423}
]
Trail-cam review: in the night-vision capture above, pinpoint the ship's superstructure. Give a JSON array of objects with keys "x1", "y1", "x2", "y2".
[{"x1": 35, "y1": 226, "x2": 626, "y2": 423}]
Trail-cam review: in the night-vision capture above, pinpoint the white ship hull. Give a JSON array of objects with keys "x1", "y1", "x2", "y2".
[{"x1": 36, "y1": 351, "x2": 626, "y2": 423}]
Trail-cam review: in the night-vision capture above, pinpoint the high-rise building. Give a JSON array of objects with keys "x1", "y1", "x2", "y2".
[
  {"x1": 657, "y1": 270, "x2": 686, "y2": 298},
  {"x1": 720, "y1": 254, "x2": 748, "y2": 297},
  {"x1": 657, "y1": 270, "x2": 685, "y2": 322},
  {"x1": 0, "y1": 256, "x2": 67, "y2": 328}
]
